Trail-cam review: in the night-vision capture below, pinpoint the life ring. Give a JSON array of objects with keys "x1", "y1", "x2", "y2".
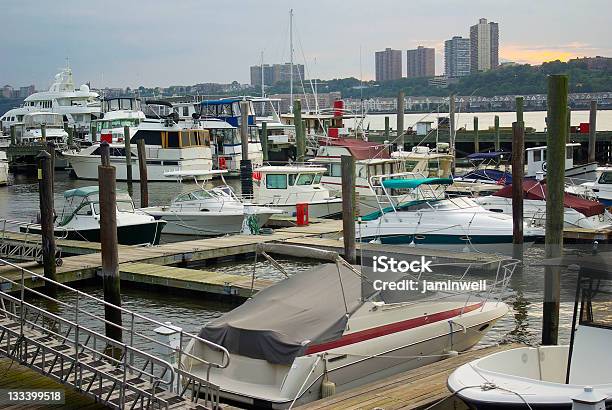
[{"x1": 542, "y1": 161, "x2": 547, "y2": 172}]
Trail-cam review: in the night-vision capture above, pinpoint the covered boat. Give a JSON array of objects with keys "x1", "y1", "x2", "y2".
[
  {"x1": 183, "y1": 244, "x2": 512, "y2": 408},
  {"x1": 448, "y1": 252, "x2": 612, "y2": 409}
]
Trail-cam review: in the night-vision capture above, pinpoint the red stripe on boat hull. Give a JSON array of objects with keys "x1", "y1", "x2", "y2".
[{"x1": 304, "y1": 302, "x2": 484, "y2": 355}]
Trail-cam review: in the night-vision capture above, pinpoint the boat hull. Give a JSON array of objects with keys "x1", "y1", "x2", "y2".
[{"x1": 264, "y1": 200, "x2": 343, "y2": 219}]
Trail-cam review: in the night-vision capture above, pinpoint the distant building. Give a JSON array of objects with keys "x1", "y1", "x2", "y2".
[
  {"x1": 444, "y1": 36, "x2": 471, "y2": 78},
  {"x1": 1, "y1": 85, "x2": 13, "y2": 98},
  {"x1": 375, "y1": 48, "x2": 402, "y2": 82},
  {"x1": 250, "y1": 63, "x2": 304, "y2": 86},
  {"x1": 470, "y1": 18, "x2": 499, "y2": 73},
  {"x1": 406, "y1": 46, "x2": 435, "y2": 78},
  {"x1": 569, "y1": 56, "x2": 612, "y2": 71}
]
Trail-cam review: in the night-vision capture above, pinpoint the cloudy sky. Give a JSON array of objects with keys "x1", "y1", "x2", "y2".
[{"x1": 1, "y1": 0, "x2": 610, "y2": 89}]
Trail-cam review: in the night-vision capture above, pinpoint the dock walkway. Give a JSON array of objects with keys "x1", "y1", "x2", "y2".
[{"x1": 297, "y1": 343, "x2": 520, "y2": 410}]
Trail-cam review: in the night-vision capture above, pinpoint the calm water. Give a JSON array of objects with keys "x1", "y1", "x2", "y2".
[
  {"x1": 345, "y1": 110, "x2": 612, "y2": 132},
  {"x1": 0, "y1": 168, "x2": 585, "y2": 409}
]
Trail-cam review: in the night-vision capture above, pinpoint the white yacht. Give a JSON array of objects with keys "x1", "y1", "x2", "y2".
[
  {"x1": 63, "y1": 98, "x2": 213, "y2": 181},
  {"x1": 0, "y1": 151, "x2": 8, "y2": 186},
  {"x1": 252, "y1": 165, "x2": 343, "y2": 218},
  {"x1": 1, "y1": 65, "x2": 100, "y2": 134},
  {"x1": 526, "y1": 143, "x2": 599, "y2": 183},
  {"x1": 142, "y1": 170, "x2": 280, "y2": 236},
  {"x1": 566, "y1": 166, "x2": 612, "y2": 207},
  {"x1": 448, "y1": 253, "x2": 612, "y2": 409},
  {"x1": 183, "y1": 243, "x2": 513, "y2": 409}
]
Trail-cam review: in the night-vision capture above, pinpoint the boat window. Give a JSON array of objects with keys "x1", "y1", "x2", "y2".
[
  {"x1": 288, "y1": 174, "x2": 297, "y2": 186},
  {"x1": 191, "y1": 190, "x2": 213, "y2": 200},
  {"x1": 117, "y1": 201, "x2": 134, "y2": 212},
  {"x1": 533, "y1": 150, "x2": 542, "y2": 162},
  {"x1": 313, "y1": 174, "x2": 322, "y2": 184},
  {"x1": 248, "y1": 126, "x2": 260, "y2": 143},
  {"x1": 404, "y1": 160, "x2": 419, "y2": 172},
  {"x1": 330, "y1": 164, "x2": 342, "y2": 177},
  {"x1": 566, "y1": 147, "x2": 573, "y2": 160},
  {"x1": 266, "y1": 174, "x2": 287, "y2": 189},
  {"x1": 76, "y1": 204, "x2": 93, "y2": 216},
  {"x1": 174, "y1": 193, "x2": 192, "y2": 202},
  {"x1": 183, "y1": 106, "x2": 189, "y2": 117},
  {"x1": 598, "y1": 172, "x2": 612, "y2": 184},
  {"x1": 296, "y1": 173, "x2": 315, "y2": 185}
]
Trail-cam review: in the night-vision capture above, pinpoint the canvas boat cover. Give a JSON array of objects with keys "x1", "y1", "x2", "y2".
[
  {"x1": 199, "y1": 263, "x2": 366, "y2": 365},
  {"x1": 493, "y1": 179, "x2": 605, "y2": 217},
  {"x1": 466, "y1": 151, "x2": 510, "y2": 161},
  {"x1": 320, "y1": 138, "x2": 390, "y2": 160},
  {"x1": 456, "y1": 169, "x2": 512, "y2": 185}
]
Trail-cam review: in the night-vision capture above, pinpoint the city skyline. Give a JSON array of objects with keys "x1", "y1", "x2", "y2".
[{"x1": 1, "y1": 0, "x2": 610, "y2": 89}]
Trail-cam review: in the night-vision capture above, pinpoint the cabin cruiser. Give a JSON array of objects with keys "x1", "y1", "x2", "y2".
[
  {"x1": 142, "y1": 170, "x2": 280, "y2": 236},
  {"x1": 0, "y1": 151, "x2": 8, "y2": 186},
  {"x1": 251, "y1": 165, "x2": 343, "y2": 218},
  {"x1": 199, "y1": 98, "x2": 263, "y2": 175},
  {"x1": 63, "y1": 98, "x2": 213, "y2": 181},
  {"x1": 566, "y1": 167, "x2": 612, "y2": 207},
  {"x1": 183, "y1": 243, "x2": 513, "y2": 408},
  {"x1": 448, "y1": 252, "x2": 612, "y2": 409},
  {"x1": 21, "y1": 186, "x2": 165, "y2": 245},
  {"x1": 452, "y1": 151, "x2": 511, "y2": 196},
  {"x1": 526, "y1": 143, "x2": 599, "y2": 184},
  {"x1": 474, "y1": 179, "x2": 612, "y2": 230},
  {"x1": 357, "y1": 176, "x2": 545, "y2": 251},
  {"x1": 1, "y1": 65, "x2": 100, "y2": 135}
]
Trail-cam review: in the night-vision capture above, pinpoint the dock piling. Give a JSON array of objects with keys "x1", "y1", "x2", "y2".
[
  {"x1": 567, "y1": 106, "x2": 571, "y2": 143},
  {"x1": 37, "y1": 150, "x2": 57, "y2": 294},
  {"x1": 91, "y1": 122, "x2": 97, "y2": 143},
  {"x1": 473, "y1": 116, "x2": 479, "y2": 153},
  {"x1": 542, "y1": 74, "x2": 567, "y2": 346},
  {"x1": 100, "y1": 141, "x2": 110, "y2": 166},
  {"x1": 512, "y1": 121, "x2": 525, "y2": 247},
  {"x1": 341, "y1": 155, "x2": 356, "y2": 265},
  {"x1": 588, "y1": 101, "x2": 597, "y2": 163},
  {"x1": 136, "y1": 139, "x2": 148, "y2": 207},
  {"x1": 449, "y1": 94, "x2": 456, "y2": 174},
  {"x1": 397, "y1": 91, "x2": 405, "y2": 150},
  {"x1": 124, "y1": 125, "x2": 133, "y2": 197},
  {"x1": 240, "y1": 100, "x2": 254, "y2": 198},
  {"x1": 294, "y1": 100, "x2": 305, "y2": 162},
  {"x1": 41, "y1": 123, "x2": 46, "y2": 142},
  {"x1": 494, "y1": 115, "x2": 500, "y2": 151},
  {"x1": 10, "y1": 125, "x2": 16, "y2": 146},
  {"x1": 384, "y1": 116, "x2": 390, "y2": 139},
  {"x1": 261, "y1": 121, "x2": 268, "y2": 162},
  {"x1": 46, "y1": 141, "x2": 55, "y2": 183},
  {"x1": 516, "y1": 96, "x2": 524, "y2": 124},
  {"x1": 98, "y1": 157, "x2": 123, "y2": 345}
]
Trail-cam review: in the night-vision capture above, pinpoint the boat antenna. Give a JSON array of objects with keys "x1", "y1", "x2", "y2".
[{"x1": 289, "y1": 8, "x2": 294, "y2": 113}]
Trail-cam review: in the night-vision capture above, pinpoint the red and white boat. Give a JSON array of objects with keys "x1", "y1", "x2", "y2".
[{"x1": 183, "y1": 244, "x2": 513, "y2": 408}]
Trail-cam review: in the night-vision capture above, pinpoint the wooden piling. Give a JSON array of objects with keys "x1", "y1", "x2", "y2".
[
  {"x1": 494, "y1": 115, "x2": 500, "y2": 151},
  {"x1": 91, "y1": 123, "x2": 97, "y2": 143},
  {"x1": 588, "y1": 101, "x2": 597, "y2": 163},
  {"x1": 294, "y1": 100, "x2": 305, "y2": 162},
  {"x1": 67, "y1": 126, "x2": 74, "y2": 146},
  {"x1": 123, "y1": 126, "x2": 133, "y2": 197},
  {"x1": 542, "y1": 74, "x2": 567, "y2": 346},
  {"x1": 41, "y1": 123, "x2": 46, "y2": 142},
  {"x1": 397, "y1": 91, "x2": 405, "y2": 150},
  {"x1": 98, "y1": 160, "x2": 122, "y2": 344},
  {"x1": 10, "y1": 125, "x2": 16, "y2": 146},
  {"x1": 261, "y1": 121, "x2": 269, "y2": 162},
  {"x1": 449, "y1": 94, "x2": 455, "y2": 173},
  {"x1": 46, "y1": 141, "x2": 55, "y2": 188},
  {"x1": 512, "y1": 122, "x2": 524, "y2": 246},
  {"x1": 37, "y1": 151, "x2": 57, "y2": 294},
  {"x1": 384, "y1": 116, "x2": 390, "y2": 139},
  {"x1": 239, "y1": 100, "x2": 254, "y2": 198},
  {"x1": 341, "y1": 155, "x2": 356, "y2": 264},
  {"x1": 136, "y1": 139, "x2": 148, "y2": 207},
  {"x1": 516, "y1": 96, "x2": 524, "y2": 124},
  {"x1": 473, "y1": 116, "x2": 479, "y2": 153},
  {"x1": 566, "y1": 106, "x2": 571, "y2": 143}
]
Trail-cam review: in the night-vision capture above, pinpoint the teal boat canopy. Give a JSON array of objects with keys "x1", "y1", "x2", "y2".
[
  {"x1": 64, "y1": 186, "x2": 100, "y2": 198},
  {"x1": 381, "y1": 177, "x2": 453, "y2": 190}
]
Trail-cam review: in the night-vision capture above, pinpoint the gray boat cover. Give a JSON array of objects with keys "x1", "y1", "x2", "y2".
[{"x1": 199, "y1": 263, "x2": 365, "y2": 365}]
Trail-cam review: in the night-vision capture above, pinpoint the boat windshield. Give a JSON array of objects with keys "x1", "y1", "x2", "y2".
[
  {"x1": 25, "y1": 114, "x2": 63, "y2": 128},
  {"x1": 598, "y1": 171, "x2": 612, "y2": 185},
  {"x1": 96, "y1": 118, "x2": 140, "y2": 132}
]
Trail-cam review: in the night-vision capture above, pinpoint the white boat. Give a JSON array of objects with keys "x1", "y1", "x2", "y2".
[
  {"x1": 357, "y1": 176, "x2": 545, "y2": 251},
  {"x1": 566, "y1": 166, "x2": 612, "y2": 207},
  {"x1": 448, "y1": 253, "x2": 612, "y2": 409},
  {"x1": 183, "y1": 243, "x2": 513, "y2": 409},
  {"x1": 1, "y1": 65, "x2": 100, "y2": 135},
  {"x1": 0, "y1": 151, "x2": 8, "y2": 186},
  {"x1": 63, "y1": 98, "x2": 213, "y2": 181},
  {"x1": 451, "y1": 151, "x2": 511, "y2": 196},
  {"x1": 474, "y1": 179, "x2": 612, "y2": 230},
  {"x1": 13, "y1": 112, "x2": 69, "y2": 146},
  {"x1": 526, "y1": 143, "x2": 599, "y2": 184},
  {"x1": 21, "y1": 186, "x2": 165, "y2": 245},
  {"x1": 142, "y1": 170, "x2": 280, "y2": 236},
  {"x1": 252, "y1": 165, "x2": 343, "y2": 218}
]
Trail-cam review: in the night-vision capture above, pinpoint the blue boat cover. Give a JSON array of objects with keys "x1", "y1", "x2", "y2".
[
  {"x1": 466, "y1": 151, "x2": 510, "y2": 160},
  {"x1": 457, "y1": 169, "x2": 512, "y2": 184}
]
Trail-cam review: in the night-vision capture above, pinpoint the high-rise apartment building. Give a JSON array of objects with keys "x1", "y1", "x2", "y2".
[
  {"x1": 375, "y1": 48, "x2": 402, "y2": 82},
  {"x1": 469, "y1": 18, "x2": 499, "y2": 73},
  {"x1": 406, "y1": 46, "x2": 435, "y2": 78},
  {"x1": 250, "y1": 63, "x2": 305, "y2": 86},
  {"x1": 444, "y1": 36, "x2": 471, "y2": 77}
]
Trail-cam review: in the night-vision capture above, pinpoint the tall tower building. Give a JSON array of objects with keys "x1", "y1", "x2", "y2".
[
  {"x1": 444, "y1": 36, "x2": 471, "y2": 78},
  {"x1": 375, "y1": 48, "x2": 402, "y2": 82},
  {"x1": 406, "y1": 46, "x2": 435, "y2": 78},
  {"x1": 469, "y1": 18, "x2": 499, "y2": 73}
]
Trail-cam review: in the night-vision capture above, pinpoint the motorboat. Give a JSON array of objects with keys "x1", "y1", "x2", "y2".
[
  {"x1": 357, "y1": 176, "x2": 545, "y2": 251},
  {"x1": 1, "y1": 64, "x2": 100, "y2": 135},
  {"x1": 526, "y1": 143, "x2": 599, "y2": 184},
  {"x1": 0, "y1": 151, "x2": 8, "y2": 186},
  {"x1": 566, "y1": 167, "x2": 612, "y2": 207},
  {"x1": 251, "y1": 165, "x2": 343, "y2": 218},
  {"x1": 183, "y1": 243, "x2": 513, "y2": 408},
  {"x1": 448, "y1": 252, "x2": 612, "y2": 409},
  {"x1": 474, "y1": 179, "x2": 612, "y2": 230},
  {"x1": 63, "y1": 98, "x2": 214, "y2": 181},
  {"x1": 452, "y1": 151, "x2": 511, "y2": 196},
  {"x1": 142, "y1": 170, "x2": 280, "y2": 236},
  {"x1": 21, "y1": 186, "x2": 165, "y2": 245}
]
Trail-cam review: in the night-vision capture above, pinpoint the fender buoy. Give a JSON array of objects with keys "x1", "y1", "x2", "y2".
[{"x1": 218, "y1": 156, "x2": 226, "y2": 169}]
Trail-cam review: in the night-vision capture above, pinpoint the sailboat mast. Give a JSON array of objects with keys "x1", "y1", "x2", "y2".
[
  {"x1": 261, "y1": 50, "x2": 265, "y2": 98},
  {"x1": 289, "y1": 8, "x2": 294, "y2": 112}
]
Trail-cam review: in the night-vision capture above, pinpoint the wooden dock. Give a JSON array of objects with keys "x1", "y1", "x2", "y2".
[{"x1": 297, "y1": 343, "x2": 521, "y2": 410}]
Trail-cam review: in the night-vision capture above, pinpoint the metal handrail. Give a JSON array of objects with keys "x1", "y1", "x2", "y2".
[{"x1": 0, "y1": 258, "x2": 231, "y2": 372}]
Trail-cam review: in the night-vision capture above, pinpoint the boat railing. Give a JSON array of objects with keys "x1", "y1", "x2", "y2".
[{"x1": 0, "y1": 257, "x2": 231, "y2": 396}]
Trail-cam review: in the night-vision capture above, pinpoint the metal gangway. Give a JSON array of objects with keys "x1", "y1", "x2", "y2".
[
  {"x1": 0, "y1": 258, "x2": 231, "y2": 409},
  {"x1": 0, "y1": 219, "x2": 64, "y2": 264}
]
